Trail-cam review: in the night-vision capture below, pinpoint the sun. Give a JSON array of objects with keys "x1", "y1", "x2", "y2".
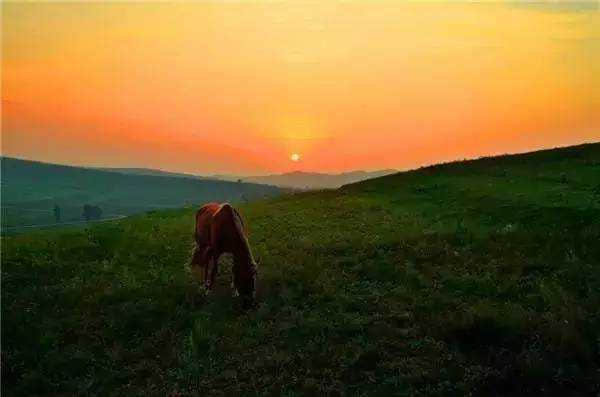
[{"x1": 290, "y1": 153, "x2": 300, "y2": 162}]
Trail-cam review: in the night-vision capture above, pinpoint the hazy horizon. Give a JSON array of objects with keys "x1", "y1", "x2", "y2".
[
  {"x1": 2, "y1": 1, "x2": 599, "y2": 175},
  {"x1": 2, "y1": 152, "x2": 399, "y2": 177},
  {"x1": 2, "y1": 140, "x2": 597, "y2": 179}
]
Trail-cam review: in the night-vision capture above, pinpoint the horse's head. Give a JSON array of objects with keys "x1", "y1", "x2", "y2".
[{"x1": 234, "y1": 256, "x2": 259, "y2": 308}]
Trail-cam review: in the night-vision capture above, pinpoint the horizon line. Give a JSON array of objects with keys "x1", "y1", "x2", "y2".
[{"x1": 2, "y1": 140, "x2": 597, "y2": 179}]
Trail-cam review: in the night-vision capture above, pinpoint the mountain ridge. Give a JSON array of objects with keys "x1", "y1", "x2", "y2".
[{"x1": 213, "y1": 169, "x2": 398, "y2": 189}]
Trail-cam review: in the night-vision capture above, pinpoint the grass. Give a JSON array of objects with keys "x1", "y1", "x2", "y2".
[{"x1": 2, "y1": 143, "x2": 599, "y2": 395}]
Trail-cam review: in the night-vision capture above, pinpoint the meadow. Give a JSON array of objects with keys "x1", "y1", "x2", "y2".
[{"x1": 2, "y1": 143, "x2": 599, "y2": 395}]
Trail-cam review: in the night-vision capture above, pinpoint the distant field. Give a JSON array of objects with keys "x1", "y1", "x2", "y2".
[
  {"x1": 1, "y1": 157, "x2": 281, "y2": 232},
  {"x1": 2, "y1": 143, "x2": 599, "y2": 395}
]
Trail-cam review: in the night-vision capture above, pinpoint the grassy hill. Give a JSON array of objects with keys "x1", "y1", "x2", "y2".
[
  {"x1": 2, "y1": 143, "x2": 599, "y2": 395},
  {"x1": 1, "y1": 157, "x2": 281, "y2": 232},
  {"x1": 96, "y1": 167, "x2": 208, "y2": 180}
]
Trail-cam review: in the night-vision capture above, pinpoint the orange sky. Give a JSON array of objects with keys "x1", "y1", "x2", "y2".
[{"x1": 2, "y1": 1, "x2": 599, "y2": 175}]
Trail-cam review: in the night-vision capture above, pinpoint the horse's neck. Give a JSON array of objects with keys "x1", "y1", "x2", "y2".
[
  {"x1": 233, "y1": 238, "x2": 254, "y2": 265},
  {"x1": 232, "y1": 210, "x2": 254, "y2": 265}
]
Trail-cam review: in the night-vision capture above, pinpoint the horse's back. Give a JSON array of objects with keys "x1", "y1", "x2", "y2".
[{"x1": 195, "y1": 203, "x2": 241, "y2": 242}]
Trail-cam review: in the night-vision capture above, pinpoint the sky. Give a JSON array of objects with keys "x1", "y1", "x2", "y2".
[{"x1": 2, "y1": 1, "x2": 599, "y2": 175}]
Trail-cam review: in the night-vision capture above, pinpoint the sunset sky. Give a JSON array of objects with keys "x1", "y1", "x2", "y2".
[{"x1": 2, "y1": 1, "x2": 599, "y2": 175}]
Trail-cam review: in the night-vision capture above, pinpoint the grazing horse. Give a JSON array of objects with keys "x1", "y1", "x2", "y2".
[{"x1": 189, "y1": 203, "x2": 257, "y2": 305}]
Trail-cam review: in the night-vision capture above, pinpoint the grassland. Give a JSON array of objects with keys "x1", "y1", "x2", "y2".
[{"x1": 2, "y1": 143, "x2": 599, "y2": 395}]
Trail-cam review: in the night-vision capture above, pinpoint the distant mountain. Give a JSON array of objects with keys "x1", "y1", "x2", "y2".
[
  {"x1": 98, "y1": 167, "x2": 398, "y2": 189},
  {"x1": 213, "y1": 169, "x2": 398, "y2": 189},
  {"x1": 1, "y1": 157, "x2": 281, "y2": 231},
  {"x1": 98, "y1": 167, "x2": 206, "y2": 180}
]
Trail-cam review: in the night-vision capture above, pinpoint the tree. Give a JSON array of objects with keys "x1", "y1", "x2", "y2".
[
  {"x1": 53, "y1": 204, "x2": 61, "y2": 223},
  {"x1": 82, "y1": 204, "x2": 102, "y2": 221}
]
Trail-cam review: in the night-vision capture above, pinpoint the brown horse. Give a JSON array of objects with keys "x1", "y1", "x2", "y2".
[{"x1": 189, "y1": 202, "x2": 257, "y2": 305}]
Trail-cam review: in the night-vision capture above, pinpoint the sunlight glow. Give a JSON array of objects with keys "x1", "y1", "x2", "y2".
[{"x1": 2, "y1": 1, "x2": 598, "y2": 174}]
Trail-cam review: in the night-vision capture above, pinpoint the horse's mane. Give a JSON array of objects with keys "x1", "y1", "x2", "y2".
[{"x1": 232, "y1": 207, "x2": 245, "y2": 229}]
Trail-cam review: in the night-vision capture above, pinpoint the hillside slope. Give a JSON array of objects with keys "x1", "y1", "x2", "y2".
[
  {"x1": 1, "y1": 157, "x2": 281, "y2": 230},
  {"x1": 2, "y1": 143, "x2": 599, "y2": 395},
  {"x1": 96, "y1": 167, "x2": 207, "y2": 180}
]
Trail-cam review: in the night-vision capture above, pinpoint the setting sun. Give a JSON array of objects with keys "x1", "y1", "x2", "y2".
[{"x1": 2, "y1": 1, "x2": 598, "y2": 175}]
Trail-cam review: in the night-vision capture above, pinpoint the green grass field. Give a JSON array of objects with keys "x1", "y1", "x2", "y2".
[{"x1": 2, "y1": 143, "x2": 599, "y2": 395}]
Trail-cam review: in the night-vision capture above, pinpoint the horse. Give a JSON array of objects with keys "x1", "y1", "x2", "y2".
[{"x1": 189, "y1": 202, "x2": 258, "y2": 306}]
